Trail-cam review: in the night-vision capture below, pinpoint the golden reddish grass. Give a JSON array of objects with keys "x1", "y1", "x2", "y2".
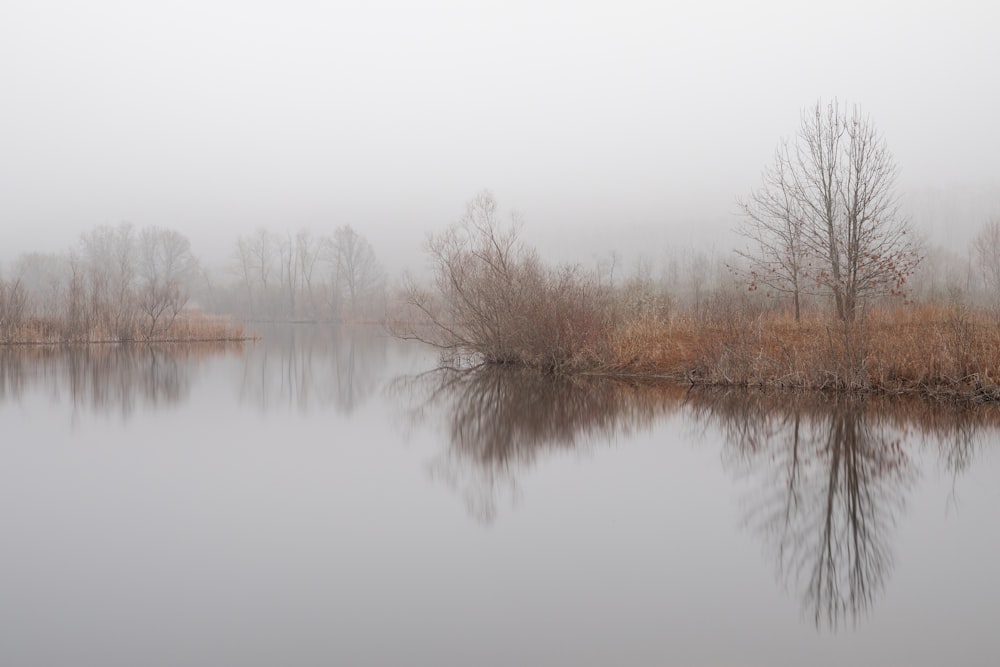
[
  {"x1": 864, "y1": 305, "x2": 1000, "y2": 394},
  {"x1": 151, "y1": 314, "x2": 249, "y2": 342},
  {"x1": 0, "y1": 313, "x2": 251, "y2": 345},
  {"x1": 607, "y1": 304, "x2": 1000, "y2": 399}
]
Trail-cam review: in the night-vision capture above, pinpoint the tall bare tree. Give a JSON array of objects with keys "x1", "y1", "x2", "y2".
[
  {"x1": 13, "y1": 252, "x2": 69, "y2": 321},
  {"x1": 973, "y1": 218, "x2": 1000, "y2": 299},
  {"x1": 0, "y1": 274, "x2": 28, "y2": 342},
  {"x1": 232, "y1": 235, "x2": 258, "y2": 317},
  {"x1": 278, "y1": 231, "x2": 299, "y2": 319},
  {"x1": 295, "y1": 229, "x2": 324, "y2": 318},
  {"x1": 739, "y1": 100, "x2": 920, "y2": 322},
  {"x1": 737, "y1": 141, "x2": 807, "y2": 321},
  {"x1": 329, "y1": 225, "x2": 383, "y2": 318},
  {"x1": 231, "y1": 228, "x2": 278, "y2": 319},
  {"x1": 80, "y1": 223, "x2": 138, "y2": 338},
  {"x1": 137, "y1": 227, "x2": 197, "y2": 336}
]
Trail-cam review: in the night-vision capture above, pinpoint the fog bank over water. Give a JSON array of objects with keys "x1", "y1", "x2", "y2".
[{"x1": 2, "y1": 1, "x2": 997, "y2": 272}]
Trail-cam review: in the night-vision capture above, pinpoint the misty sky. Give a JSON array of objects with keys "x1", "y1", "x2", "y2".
[{"x1": 2, "y1": 0, "x2": 998, "y2": 274}]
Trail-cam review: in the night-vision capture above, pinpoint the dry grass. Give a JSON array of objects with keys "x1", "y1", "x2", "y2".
[
  {"x1": 0, "y1": 312, "x2": 251, "y2": 345},
  {"x1": 864, "y1": 304, "x2": 1000, "y2": 396},
  {"x1": 605, "y1": 303, "x2": 1000, "y2": 400},
  {"x1": 148, "y1": 313, "x2": 250, "y2": 342}
]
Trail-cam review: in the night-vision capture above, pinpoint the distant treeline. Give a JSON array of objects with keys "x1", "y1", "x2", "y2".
[
  {"x1": 2, "y1": 187, "x2": 999, "y2": 402},
  {"x1": 0, "y1": 222, "x2": 386, "y2": 343},
  {"x1": 209, "y1": 225, "x2": 385, "y2": 322},
  {"x1": 0, "y1": 224, "x2": 230, "y2": 343}
]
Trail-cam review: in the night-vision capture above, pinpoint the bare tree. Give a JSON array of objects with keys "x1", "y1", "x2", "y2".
[
  {"x1": 250, "y1": 228, "x2": 276, "y2": 295},
  {"x1": 737, "y1": 141, "x2": 808, "y2": 321},
  {"x1": 739, "y1": 100, "x2": 920, "y2": 322},
  {"x1": 392, "y1": 191, "x2": 617, "y2": 370},
  {"x1": 13, "y1": 252, "x2": 69, "y2": 321},
  {"x1": 0, "y1": 275, "x2": 28, "y2": 342},
  {"x1": 329, "y1": 225, "x2": 383, "y2": 318},
  {"x1": 231, "y1": 235, "x2": 258, "y2": 317},
  {"x1": 64, "y1": 251, "x2": 89, "y2": 340},
  {"x1": 394, "y1": 192, "x2": 529, "y2": 360},
  {"x1": 137, "y1": 227, "x2": 197, "y2": 337},
  {"x1": 277, "y1": 231, "x2": 299, "y2": 319},
  {"x1": 295, "y1": 229, "x2": 325, "y2": 319},
  {"x1": 973, "y1": 218, "x2": 1000, "y2": 299},
  {"x1": 80, "y1": 223, "x2": 138, "y2": 339},
  {"x1": 230, "y1": 228, "x2": 278, "y2": 319}
]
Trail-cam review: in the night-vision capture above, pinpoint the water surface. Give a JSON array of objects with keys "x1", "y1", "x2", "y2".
[{"x1": 2, "y1": 325, "x2": 999, "y2": 666}]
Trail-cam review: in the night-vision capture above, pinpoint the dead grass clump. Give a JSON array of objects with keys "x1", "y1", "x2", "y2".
[
  {"x1": 864, "y1": 304, "x2": 1000, "y2": 398},
  {"x1": 0, "y1": 313, "x2": 250, "y2": 345},
  {"x1": 607, "y1": 303, "x2": 1000, "y2": 399},
  {"x1": 153, "y1": 313, "x2": 249, "y2": 342}
]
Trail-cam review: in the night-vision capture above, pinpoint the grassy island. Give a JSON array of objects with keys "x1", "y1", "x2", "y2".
[
  {"x1": 0, "y1": 312, "x2": 248, "y2": 345},
  {"x1": 391, "y1": 193, "x2": 1000, "y2": 403}
]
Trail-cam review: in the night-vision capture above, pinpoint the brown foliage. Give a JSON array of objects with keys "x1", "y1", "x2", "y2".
[
  {"x1": 606, "y1": 303, "x2": 1000, "y2": 399},
  {"x1": 393, "y1": 193, "x2": 995, "y2": 399},
  {"x1": 0, "y1": 312, "x2": 248, "y2": 345},
  {"x1": 392, "y1": 191, "x2": 618, "y2": 372}
]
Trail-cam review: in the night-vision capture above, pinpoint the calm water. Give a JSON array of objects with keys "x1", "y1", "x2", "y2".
[{"x1": 2, "y1": 325, "x2": 999, "y2": 666}]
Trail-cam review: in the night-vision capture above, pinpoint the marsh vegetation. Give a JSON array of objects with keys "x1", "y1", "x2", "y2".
[
  {"x1": 4, "y1": 102, "x2": 999, "y2": 404},
  {"x1": 388, "y1": 189, "x2": 1000, "y2": 399},
  {"x1": 390, "y1": 103, "x2": 1000, "y2": 401},
  {"x1": 395, "y1": 360, "x2": 1000, "y2": 628},
  {"x1": 6, "y1": 327, "x2": 1000, "y2": 664}
]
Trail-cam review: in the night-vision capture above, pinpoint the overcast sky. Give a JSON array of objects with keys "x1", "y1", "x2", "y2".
[{"x1": 2, "y1": 0, "x2": 998, "y2": 274}]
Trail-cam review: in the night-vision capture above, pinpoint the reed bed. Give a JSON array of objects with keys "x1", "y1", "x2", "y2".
[
  {"x1": 0, "y1": 313, "x2": 250, "y2": 345},
  {"x1": 605, "y1": 304, "x2": 1000, "y2": 400}
]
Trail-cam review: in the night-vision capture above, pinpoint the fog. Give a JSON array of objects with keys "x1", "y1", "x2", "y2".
[{"x1": 2, "y1": 0, "x2": 998, "y2": 274}]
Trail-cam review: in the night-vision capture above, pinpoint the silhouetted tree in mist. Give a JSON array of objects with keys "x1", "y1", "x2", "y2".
[
  {"x1": 329, "y1": 224, "x2": 385, "y2": 320},
  {"x1": 973, "y1": 218, "x2": 1000, "y2": 300},
  {"x1": 227, "y1": 225, "x2": 384, "y2": 321},
  {"x1": 137, "y1": 226, "x2": 198, "y2": 337},
  {"x1": 738, "y1": 100, "x2": 920, "y2": 322}
]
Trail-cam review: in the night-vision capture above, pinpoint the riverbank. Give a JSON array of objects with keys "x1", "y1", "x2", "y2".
[
  {"x1": 595, "y1": 304, "x2": 1000, "y2": 402},
  {"x1": 0, "y1": 313, "x2": 250, "y2": 345}
]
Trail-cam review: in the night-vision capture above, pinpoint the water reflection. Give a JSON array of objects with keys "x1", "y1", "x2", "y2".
[
  {"x1": 402, "y1": 367, "x2": 1000, "y2": 629},
  {"x1": 671, "y1": 391, "x2": 998, "y2": 629},
  {"x1": 0, "y1": 325, "x2": 392, "y2": 419},
  {"x1": 0, "y1": 344, "x2": 235, "y2": 419},
  {"x1": 688, "y1": 392, "x2": 919, "y2": 629},
  {"x1": 6, "y1": 334, "x2": 999, "y2": 641},
  {"x1": 395, "y1": 367, "x2": 687, "y2": 522},
  {"x1": 238, "y1": 324, "x2": 387, "y2": 413}
]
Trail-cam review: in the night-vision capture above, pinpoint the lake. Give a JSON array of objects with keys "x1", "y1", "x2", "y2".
[{"x1": 2, "y1": 324, "x2": 999, "y2": 666}]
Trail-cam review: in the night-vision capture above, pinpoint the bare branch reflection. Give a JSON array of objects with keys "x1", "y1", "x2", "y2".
[
  {"x1": 394, "y1": 367, "x2": 686, "y2": 523},
  {"x1": 687, "y1": 390, "x2": 1000, "y2": 629},
  {"x1": 0, "y1": 344, "x2": 237, "y2": 419},
  {"x1": 238, "y1": 324, "x2": 386, "y2": 413}
]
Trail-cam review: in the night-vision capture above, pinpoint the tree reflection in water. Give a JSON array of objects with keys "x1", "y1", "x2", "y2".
[
  {"x1": 394, "y1": 367, "x2": 686, "y2": 523},
  {"x1": 0, "y1": 325, "x2": 390, "y2": 419},
  {"x1": 401, "y1": 368, "x2": 1000, "y2": 628},
  {"x1": 687, "y1": 390, "x2": 1000, "y2": 629},
  {"x1": 0, "y1": 344, "x2": 236, "y2": 419},
  {"x1": 238, "y1": 324, "x2": 387, "y2": 414}
]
